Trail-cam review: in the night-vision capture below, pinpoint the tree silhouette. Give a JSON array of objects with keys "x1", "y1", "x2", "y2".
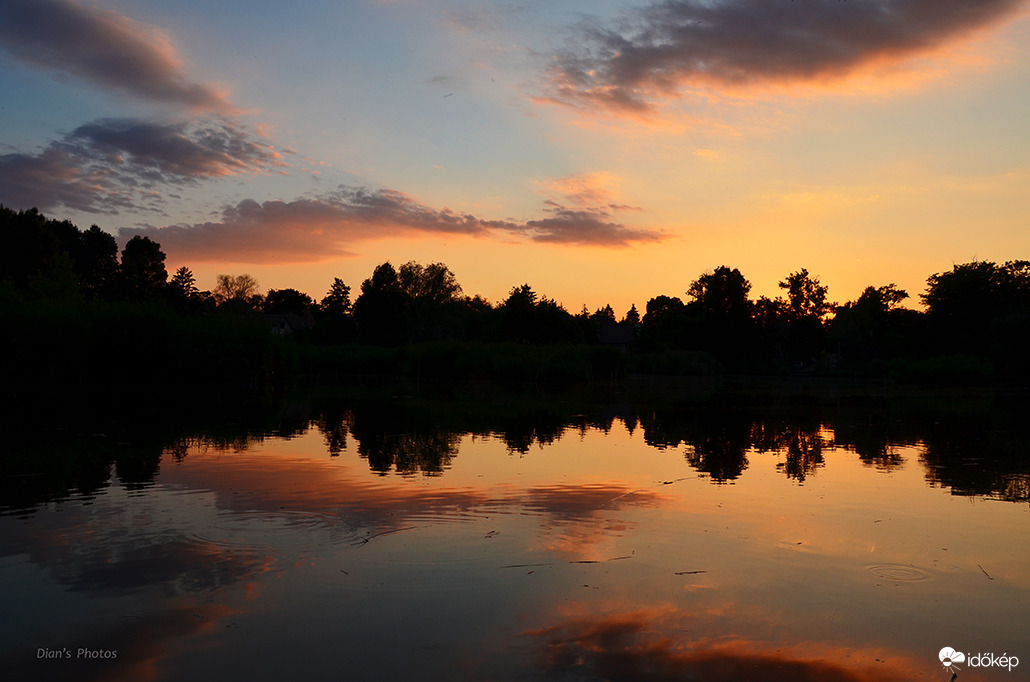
[
  {"x1": 170, "y1": 266, "x2": 198, "y2": 298},
  {"x1": 263, "y1": 288, "x2": 314, "y2": 315},
  {"x1": 77, "y1": 225, "x2": 119, "y2": 297},
  {"x1": 640, "y1": 295, "x2": 687, "y2": 350},
  {"x1": 831, "y1": 284, "x2": 912, "y2": 368},
  {"x1": 501, "y1": 284, "x2": 539, "y2": 343},
  {"x1": 120, "y1": 235, "x2": 167, "y2": 300},
  {"x1": 687, "y1": 266, "x2": 754, "y2": 366},
  {"x1": 353, "y1": 262, "x2": 408, "y2": 345},
  {"x1": 592, "y1": 304, "x2": 617, "y2": 326},
  {"x1": 317, "y1": 277, "x2": 356, "y2": 341},
  {"x1": 920, "y1": 261, "x2": 1030, "y2": 372},
  {"x1": 321, "y1": 278, "x2": 352, "y2": 317},
  {"x1": 397, "y1": 261, "x2": 462, "y2": 341},
  {"x1": 779, "y1": 268, "x2": 830, "y2": 322},
  {"x1": 773, "y1": 269, "x2": 832, "y2": 365},
  {"x1": 689, "y1": 266, "x2": 752, "y2": 319},
  {"x1": 214, "y1": 274, "x2": 260, "y2": 305},
  {"x1": 499, "y1": 284, "x2": 580, "y2": 343}
]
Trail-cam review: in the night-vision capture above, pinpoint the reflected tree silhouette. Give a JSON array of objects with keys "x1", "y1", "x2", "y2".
[
  {"x1": 750, "y1": 420, "x2": 827, "y2": 483},
  {"x1": 686, "y1": 431, "x2": 750, "y2": 483},
  {"x1": 5, "y1": 384, "x2": 1030, "y2": 515},
  {"x1": 315, "y1": 406, "x2": 351, "y2": 457},
  {"x1": 346, "y1": 399, "x2": 462, "y2": 475},
  {"x1": 639, "y1": 405, "x2": 750, "y2": 483},
  {"x1": 498, "y1": 408, "x2": 569, "y2": 455},
  {"x1": 357, "y1": 432, "x2": 461, "y2": 476},
  {"x1": 919, "y1": 406, "x2": 1030, "y2": 502}
]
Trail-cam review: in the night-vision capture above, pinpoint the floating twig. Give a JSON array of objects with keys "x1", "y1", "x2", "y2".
[
  {"x1": 354, "y1": 526, "x2": 418, "y2": 546},
  {"x1": 675, "y1": 570, "x2": 707, "y2": 575},
  {"x1": 977, "y1": 564, "x2": 995, "y2": 580}
]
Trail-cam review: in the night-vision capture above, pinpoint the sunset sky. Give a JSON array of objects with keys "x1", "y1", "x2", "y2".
[{"x1": 2, "y1": 0, "x2": 1028, "y2": 313}]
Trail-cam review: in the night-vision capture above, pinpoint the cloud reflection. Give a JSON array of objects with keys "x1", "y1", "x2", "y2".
[{"x1": 525, "y1": 608, "x2": 916, "y2": 681}]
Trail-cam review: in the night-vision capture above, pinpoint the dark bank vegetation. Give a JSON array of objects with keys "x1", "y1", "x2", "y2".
[{"x1": 2, "y1": 205, "x2": 1029, "y2": 393}]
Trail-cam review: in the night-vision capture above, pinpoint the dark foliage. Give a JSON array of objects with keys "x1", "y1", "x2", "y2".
[{"x1": 2, "y1": 206, "x2": 1028, "y2": 388}]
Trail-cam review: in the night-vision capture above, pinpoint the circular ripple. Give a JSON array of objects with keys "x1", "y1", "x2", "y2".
[
  {"x1": 867, "y1": 564, "x2": 932, "y2": 581},
  {"x1": 211, "y1": 509, "x2": 340, "y2": 534}
]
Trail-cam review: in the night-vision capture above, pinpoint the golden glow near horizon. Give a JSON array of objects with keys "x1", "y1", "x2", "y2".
[{"x1": 1, "y1": 1, "x2": 1028, "y2": 311}]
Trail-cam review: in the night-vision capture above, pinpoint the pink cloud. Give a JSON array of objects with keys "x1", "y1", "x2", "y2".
[
  {"x1": 0, "y1": 118, "x2": 289, "y2": 215},
  {"x1": 542, "y1": 0, "x2": 1028, "y2": 113},
  {"x1": 0, "y1": 0, "x2": 233, "y2": 111},
  {"x1": 120, "y1": 186, "x2": 664, "y2": 262}
]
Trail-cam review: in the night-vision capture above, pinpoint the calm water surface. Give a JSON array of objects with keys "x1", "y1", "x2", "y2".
[{"x1": 1, "y1": 383, "x2": 1028, "y2": 681}]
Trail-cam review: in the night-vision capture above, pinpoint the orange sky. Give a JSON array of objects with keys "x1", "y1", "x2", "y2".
[{"x1": 2, "y1": 0, "x2": 1028, "y2": 312}]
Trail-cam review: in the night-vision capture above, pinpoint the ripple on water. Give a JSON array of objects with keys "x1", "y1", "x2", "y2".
[
  {"x1": 867, "y1": 564, "x2": 932, "y2": 582},
  {"x1": 211, "y1": 509, "x2": 340, "y2": 534},
  {"x1": 196, "y1": 509, "x2": 358, "y2": 551}
]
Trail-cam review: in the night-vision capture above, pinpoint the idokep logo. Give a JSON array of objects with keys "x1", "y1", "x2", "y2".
[
  {"x1": 940, "y1": 647, "x2": 965, "y2": 671},
  {"x1": 939, "y1": 646, "x2": 1020, "y2": 673}
]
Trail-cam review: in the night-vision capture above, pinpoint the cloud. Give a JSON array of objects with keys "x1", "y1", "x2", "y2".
[
  {"x1": 526, "y1": 203, "x2": 657, "y2": 247},
  {"x1": 0, "y1": 118, "x2": 288, "y2": 214},
  {"x1": 542, "y1": 0, "x2": 1028, "y2": 113},
  {"x1": 120, "y1": 186, "x2": 663, "y2": 262},
  {"x1": 539, "y1": 172, "x2": 623, "y2": 208},
  {"x1": 0, "y1": 0, "x2": 232, "y2": 111},
  {"x1": 528, "y1": 172, "x2": 650, "y2": 247}
]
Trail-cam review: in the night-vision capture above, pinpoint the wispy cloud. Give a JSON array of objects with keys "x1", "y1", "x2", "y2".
[
  {"x1": 539, "y1": 172, "x2": 626, "y2": 208},
  {"x1": 541, "y1": 0, "x2": 1027, "y2": 113},
  {"x1": 121, "y1": 185, "x2": 663, "y2": 262},
  {"x1": 0, "y1": 0, "x2": 233, "y2": 111},
  {"x1": 526, "y1": 203, "x2": 653, "y2": 247},
  {"x1": 0, "y1": 118, "x2": 288, "y2": 214}
]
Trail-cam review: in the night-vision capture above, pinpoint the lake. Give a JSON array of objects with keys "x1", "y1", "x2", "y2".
[{"x1": 1, "y1": 379, "x2": 1028, "y2": 681}]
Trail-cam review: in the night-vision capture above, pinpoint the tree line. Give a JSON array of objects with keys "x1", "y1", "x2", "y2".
[{"x1": 3, "y1": 205, "x2": 1029, "y2": 383}]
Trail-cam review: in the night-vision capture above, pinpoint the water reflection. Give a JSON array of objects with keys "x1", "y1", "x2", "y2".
[
  {"x1": 526, "y1": 608, "x2": 921, "y2": 681},
  {"x1": 3, "y1": 384, "x2": 1029, "y2": 515},
  {"x1": 2, "y1": 381, "x2": 1029, "y2": 681}
]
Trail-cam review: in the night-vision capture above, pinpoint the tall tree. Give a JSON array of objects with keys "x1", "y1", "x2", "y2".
[
  {"x1": 317, "y1": 277, "x2": 356, "y2": 341},
  {"x1": 921, "y1": 260, "x2": 1030, "y2": 357},
  {"x1": 688, "y1": 266, "x2": 752, "y2": 320},
  {"x1": 264, "y1": 288, "x2": 315, "y2": 315},
  {"x1": 591, "y1": 304, "x2": 617, "y2": 326},
  {"x1": 398, "y1": 261, "x2": 462, "y2": 306},
  {"x1": 501, "y1": 284, "x2": 538, "y2": 343},
  {"x1": 321, "y1": 278, "x2": 352, "y2": 318},
  {"x1": 353, "y1": 262, "x2": 407, "y2": 345},
  {"x1": 778, "y1": 268, "x2": 830, "y2": 322},
  {"x1": 170, "y1": 266, "x2": 198, "y2": 297},
  {"x1": 214, "y1": 274, "x2": 260, "y2": 304},
  {"x1": 77, "y1": 225, "x2": 119, "y2": 297},
  {"x1": 771, "y1": 269, "x2": 832, "y2": 365},
  {"x1": 397, "y1": 261, "x2": 462, "y2": 341},
  {"x1": 120, "y1": 236, "x2": 167, "y2": 299},
  {"x1": 831, "y1": 284, "x2": 911, "y2": 368},
  {"x1": 641, "y1": 295, "x2": 687, "y2": 350},
  {"x1": 688, "y1": 266, "x2": 755, "y2": 366}
]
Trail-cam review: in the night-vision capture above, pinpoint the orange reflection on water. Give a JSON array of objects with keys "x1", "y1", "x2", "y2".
[{"x1": 525, "y1": 605, "x2": 924, "y2": 682}]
